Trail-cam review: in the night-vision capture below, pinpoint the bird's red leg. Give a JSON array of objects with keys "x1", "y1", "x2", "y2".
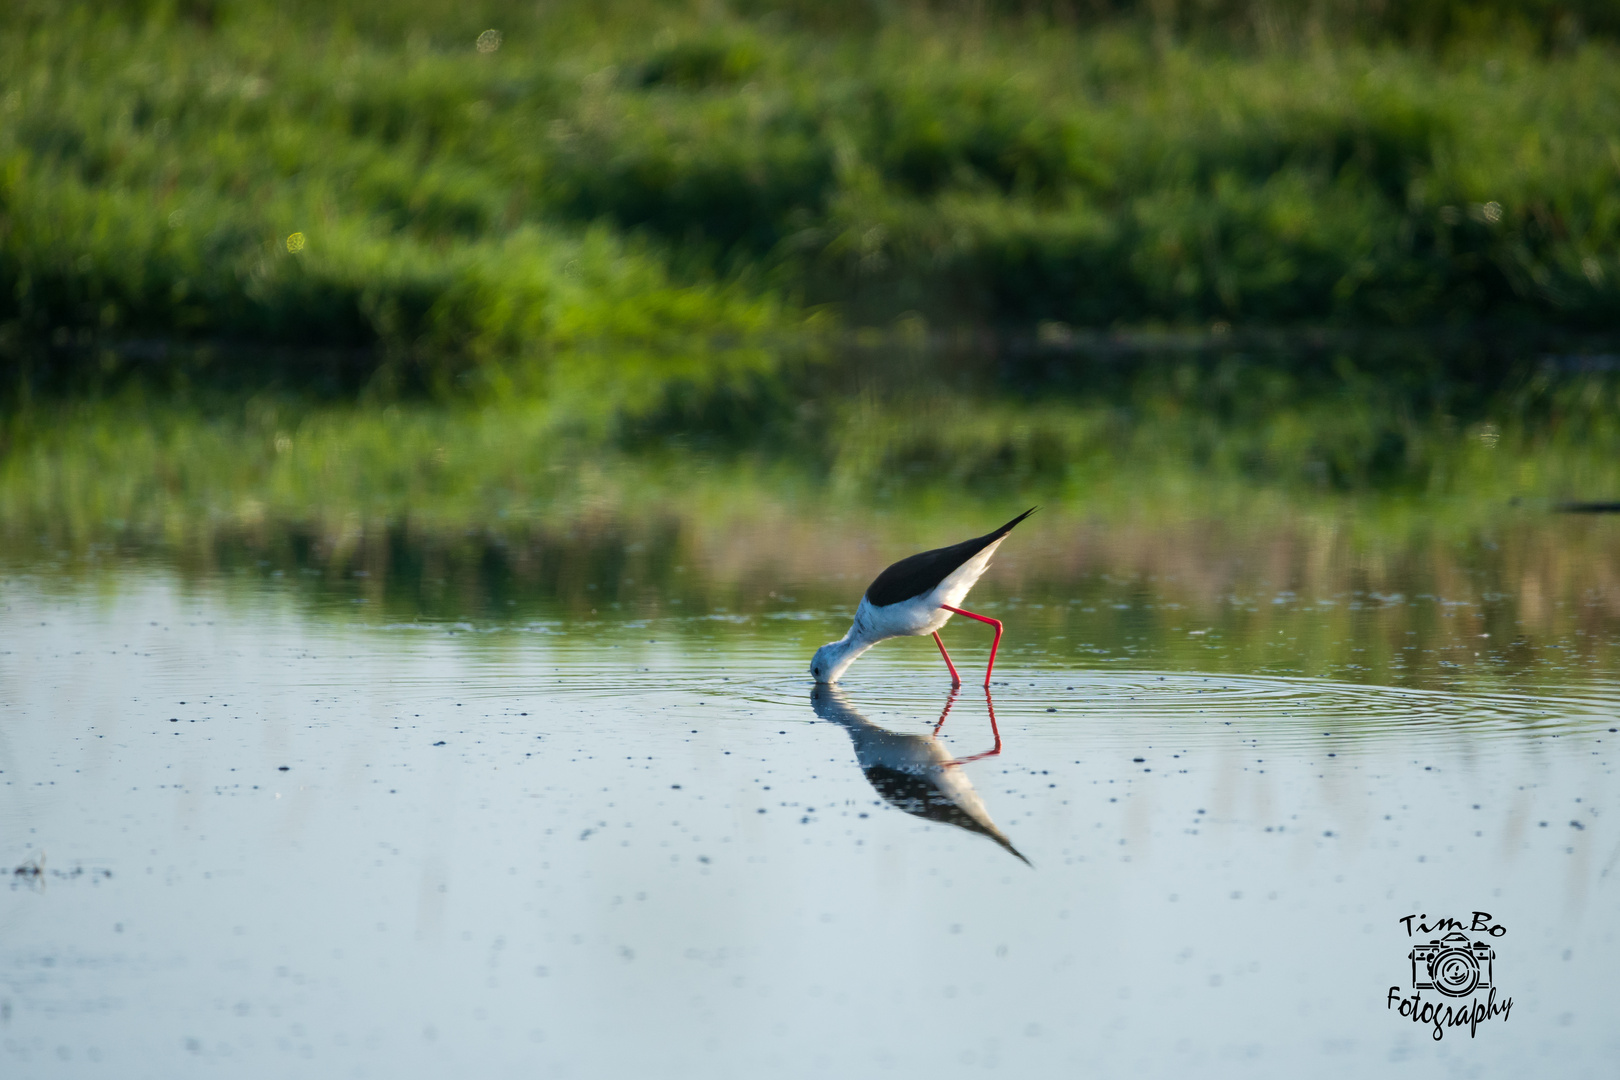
[
  {"x1": 945, "y1": 689, "x2": 1002, "y2": 766},
  {"x1": 932, "y1": 631, "x2": 962, "y2": 689},
  {"x1": 932, "y1": 685, "x2": 960, "y2": 735},
  {"x1": 939, "y1": 605, "x2": 1004, "y2": 688}
]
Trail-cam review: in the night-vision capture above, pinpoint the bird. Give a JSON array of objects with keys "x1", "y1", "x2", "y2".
[
  {"x1": 810, "y1": 508, "x2": 1035, "y2": 687},
  {"x1": 812, "y1": 684, "x2": 1027, "y2": 864}
]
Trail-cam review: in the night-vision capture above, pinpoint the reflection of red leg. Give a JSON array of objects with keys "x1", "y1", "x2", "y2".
[
  {"x1": 946, "y1": 689, "x2": 1002, "y2": 766},
  {"x1": 940, "y1": 605, "x2": 1004, "y2": 688},
  {"x1": 933, "y1": 631, "x2": 962, "y2": 688},
  {"x1": 932, "y1": 685, "x2": 961, "y2": 735}
]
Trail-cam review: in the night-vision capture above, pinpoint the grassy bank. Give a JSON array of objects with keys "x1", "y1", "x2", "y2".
[{"x1": 3, "y1": 0, "x2": 1618, "y2": 397}]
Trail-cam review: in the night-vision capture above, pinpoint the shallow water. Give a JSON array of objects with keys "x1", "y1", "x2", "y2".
[{"x1": 3, "y1": 506, "x2": 1619, "y2": 1078}]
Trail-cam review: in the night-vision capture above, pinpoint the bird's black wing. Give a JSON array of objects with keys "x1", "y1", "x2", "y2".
[{"x1": 863, "y1": 508, "x2": 1036, "y2": 608}]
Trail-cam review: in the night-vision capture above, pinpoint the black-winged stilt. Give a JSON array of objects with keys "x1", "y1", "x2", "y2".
[
  {"x1": 812, "y1": 685, "x2": 1027, "y2": 863},
  {"x1": 810, "y1": 508, "x2": 1035, "y2": 687}
]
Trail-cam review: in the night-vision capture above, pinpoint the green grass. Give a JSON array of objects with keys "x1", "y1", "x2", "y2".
[{"x1": 2, "y1": 0, "x2": 1618, "y2": 401}]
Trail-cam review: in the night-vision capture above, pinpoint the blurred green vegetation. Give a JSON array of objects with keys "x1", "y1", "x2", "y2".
[
  {"x1": 5, "y1": 361, "x2": 1617, "y2": 549},
  {"x1": 2, "y1": 0, "x2": 1617, "y2": 401}
]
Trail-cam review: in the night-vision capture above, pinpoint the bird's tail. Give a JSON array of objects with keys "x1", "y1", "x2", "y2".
[{"x1": 989, "y1": 506, "x2": 1038, "y2": 540}]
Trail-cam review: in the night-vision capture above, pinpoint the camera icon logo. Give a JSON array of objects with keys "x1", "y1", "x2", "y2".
[{"x1": 1410, "y1": 931, "x2": 1494, "y2": 997}]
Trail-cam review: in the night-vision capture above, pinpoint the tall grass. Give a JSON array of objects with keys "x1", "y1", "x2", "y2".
[{"x1": 2, "y1": 0, "x2": 1617, "y2": 398}]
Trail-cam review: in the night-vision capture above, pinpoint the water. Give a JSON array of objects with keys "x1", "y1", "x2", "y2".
[{"x1": 3, "y1": 505, "x2": 1618, "y2": 1078}]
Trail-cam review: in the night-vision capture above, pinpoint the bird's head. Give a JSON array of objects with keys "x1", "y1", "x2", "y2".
[
  {"x1": 811, "y1": 637, "x2": 866, "y2": 684},
  {"x1": 809, "y1": 642, "x2": 838, "y2": 684}
]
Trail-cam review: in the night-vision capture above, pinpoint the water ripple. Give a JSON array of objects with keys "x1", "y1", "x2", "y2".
[{"x1": 515, "y1": 668, "x2": 1618, "y2": 754}]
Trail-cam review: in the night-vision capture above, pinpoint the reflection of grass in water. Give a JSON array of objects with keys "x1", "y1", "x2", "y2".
[
  {"x1": 828, "y1": 381, "x2": 1620, "y2": 506},
  {"x1": 4, "y1": 371, "x2": 1619, "y2": 536},
  {"x1": 3, "y1": 377, "x2": 1617, "y2": 692}
]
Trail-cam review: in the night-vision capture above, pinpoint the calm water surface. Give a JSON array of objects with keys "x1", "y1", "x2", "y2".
[{"x1": 3, "y1": 507, "x2": 1618, "y2": 1078}]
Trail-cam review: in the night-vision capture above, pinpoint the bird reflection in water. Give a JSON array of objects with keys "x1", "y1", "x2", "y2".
[{"x1": 810, "y1": 685, "x2": 1029, "y2": 865}]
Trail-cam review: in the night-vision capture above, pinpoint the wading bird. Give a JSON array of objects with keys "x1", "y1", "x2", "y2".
[{"x1": 810, "y1": 508, "x2": 1035, "y2": 687}]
